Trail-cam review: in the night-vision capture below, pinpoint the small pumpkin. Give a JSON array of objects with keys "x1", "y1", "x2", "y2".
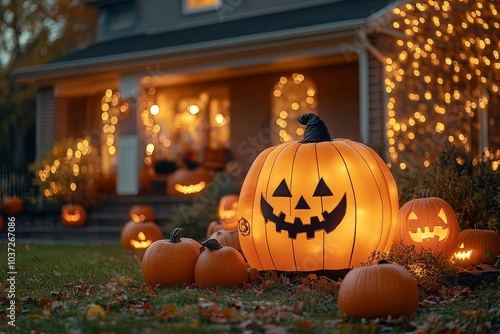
[
  {"x1": 206, "y1": 220, "x2": 223, "y2": 239},
  {"x1": 142, "y1": 228, "x2": 201, "y2": 287},
  {"x1": 453, "y1": 229, "x2": 500, "y2": 266},
  {"x1": 2, "y1": 196, "x2": 23, "y2": 216},
  {"x1": 61, "y1": 204, "x2": 87, "y2": 227},
  {"x1": 396, "y1": 190, "x2": 459, "y2": 255},
  {"x1": 338, "y1": 261, "x2": 419, "y2": 319},
  {"x1": 218, "y1": 194, "x2": 239, "y2": 229},
  {"x1": 194, "y1": 239, "x2": 248, "y2": 287},
  {"x1": 120, "y1": 220, "x2": 163, "y2": 250},
  {"x1": 209, "y1": 229, "x2": 241, "y2": 253},
  {"x1": 129, "y1": 205, "x2": 155, "y2": 223},
  {"x1": 167, "y1": 166, "x2": 212, "y2": 197}
]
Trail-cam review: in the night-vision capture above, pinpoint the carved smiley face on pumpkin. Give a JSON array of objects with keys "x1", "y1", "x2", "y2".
[
  {"x1": 120, "y1": 220, "x2": 163, "y2": 250},
  {"x1": 453, "y1": 229, "x2": 500, "y2": 266},
  {"x1": 167, "y1": 167, "x2": 212, "y2": 197},
  {"x1": 237, "y1": 114, "x2": 400, "y2": 275},
  {"x1": 406, "y1": 207, "x2": 449, "y2": 242},
  {"x1": 260, "y1": 178, "x2": 347, "y2": 239},
  {"x1": 396, "y1": 195, "x2": 459, "y2": 255},
  {"x1": 61, "y1": 204, "x2": 87, "y2": 227}
]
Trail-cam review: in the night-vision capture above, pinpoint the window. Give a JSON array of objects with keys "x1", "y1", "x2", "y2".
[
  {"x1": 271, "y1": 73, "x2": 318, "y2": 144},
  {"x1": 105, "y1": 3, "x2": 136, "y2": 33},
  {"x1": 183, "y1": 0, "x2": 222, "y2": 14}
]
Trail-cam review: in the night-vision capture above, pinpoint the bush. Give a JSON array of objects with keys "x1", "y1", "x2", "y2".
[
  {"x1": 364, "y1": 242, "x2": 459, "y2": 295},
  {"x1": 392, "y1": 144, "x2": 500, "y2": 232},
  {"x1": 29, "y1": 137, "x2": 100, "y2": 207},
  {"x1": 170, "y1": 199, "x2": 218, "y2": 242}
]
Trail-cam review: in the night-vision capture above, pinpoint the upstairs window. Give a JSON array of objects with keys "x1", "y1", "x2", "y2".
[
  {"x1": 183, "y1": 0, "x2": 222, "y2": 14},
  {"x1": 105, "y1": 3, "x2": 136, "y2": 33}
]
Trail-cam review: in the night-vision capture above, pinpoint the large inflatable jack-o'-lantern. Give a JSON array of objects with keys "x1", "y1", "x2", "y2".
[{"x1": 237, "y1": 114, "x2": 399, "y2": 279}]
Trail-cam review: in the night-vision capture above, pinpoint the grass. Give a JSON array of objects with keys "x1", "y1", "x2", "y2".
[{"x1": 1, "y1": 244, "x2": 499, "y2": 334}]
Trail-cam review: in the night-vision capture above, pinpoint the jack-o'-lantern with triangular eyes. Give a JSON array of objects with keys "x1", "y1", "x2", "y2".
[
  {"x1": 396, "y1": 192, "x2": 459, "y2": 255},
  {"x1": 237, "y1": 114, "x2": 399, "y2": 278},
  {"x1": 453, "y1": 229, "x2": 500, "y2": 266}
]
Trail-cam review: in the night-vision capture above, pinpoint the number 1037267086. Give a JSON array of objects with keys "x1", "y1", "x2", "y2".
[{"x1": 7, "y1": 216, "x2": 16, "y2": 272}]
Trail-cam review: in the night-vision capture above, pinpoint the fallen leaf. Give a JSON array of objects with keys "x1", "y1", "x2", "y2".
[{"x1": 86, "y1": 304, "x2": 105, "y2": 320}]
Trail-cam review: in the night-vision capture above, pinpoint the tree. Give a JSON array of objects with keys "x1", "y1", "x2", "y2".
[{"x1": 0, "y1": 0, "x2": 97, "y2": 168}]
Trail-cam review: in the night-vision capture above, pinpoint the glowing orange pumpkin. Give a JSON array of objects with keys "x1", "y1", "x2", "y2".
[
  {"x1": 120, "y1": 220, "x2": 163, "y2": 250},
  {"x1": 128, "y1": 205, "x2": 155, "y2": 222},
  {"x1": 167, "y1": 167, "x2": 212, "y2": 197},
  {"x1": 453, "y1": 229, "x2": 500, "y2": 266},
  {"x1": 396, "y1": 192, "x2": 459, "y2": 255},
  {"x1": 237, "y1": 114, "x2": 399, "y2": 277},
  {"x1": 61, "y1": 204, "x2": 87, "y2": 227},
  {"x1": 218, "y1": 194, "x2": 239, "y2": 229}
]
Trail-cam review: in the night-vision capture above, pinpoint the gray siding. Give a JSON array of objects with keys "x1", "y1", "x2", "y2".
[
  {"x1": 137, "y1": 0, "x2": 343, "y2": 34},
  {"x1": 368, "y1": 53, "x2": 385, "y2": 157}
]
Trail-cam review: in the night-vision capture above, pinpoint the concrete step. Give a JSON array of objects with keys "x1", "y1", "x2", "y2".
[{"x1": 0, "y1": 195, "x2": 194, "y2": 244}]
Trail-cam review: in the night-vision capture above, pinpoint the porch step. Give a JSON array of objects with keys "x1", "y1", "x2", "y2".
[{"x1": 0, "y1": 195, "x2": 195, "y2": 245}]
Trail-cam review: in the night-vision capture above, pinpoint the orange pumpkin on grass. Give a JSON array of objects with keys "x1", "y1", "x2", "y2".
[
  {"x1": 194, "y1": 239, "x2": 247, "y2": 287},
  {"x1": 396, "y1": 190, "x2": 459, "y2": 256},
  {"x1": 453, "y1": 229, "x2": 500, "y2": 266},
  {"x1": 338, "y1": 261, "x2": 419, "y2": 319},
  {"x1": 142, "y1": 228, "x2": 201, "y2": 287}
]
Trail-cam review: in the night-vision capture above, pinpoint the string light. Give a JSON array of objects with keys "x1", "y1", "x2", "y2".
[
  {"x1": 140, "y1": 86, "x2": 173, "y2": 166},
  {"x1": 272, "y1": 73, "x2": 318, "y2": 143},
  {"x1": 383, "y1": 0, "x2": 500, "y2": 170},
  {"x1": 32, "y1": 137, "x2": 99, "y2": 201}
]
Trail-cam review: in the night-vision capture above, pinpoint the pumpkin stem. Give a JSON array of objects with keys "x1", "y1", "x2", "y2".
[
  {"x1": 298, "y1": 114, "x2": 331, "y2": 143},
  {"x1": 421, "y1": 189, "x2": 430, "y2": 198},
  {"x1": 200, "y1": 239, "x2": 223, "y2": 253},
  {"x1": 377, "y1": 260, "x2": 389, "y2": 265},
  {"x1": 170, "y1": 227, "x2": 184, "y2": 243}
]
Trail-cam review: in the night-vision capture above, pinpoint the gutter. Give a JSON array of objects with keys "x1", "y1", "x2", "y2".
[{"x1": 13, "y1": 18, "x2": 367, "y2": 83}]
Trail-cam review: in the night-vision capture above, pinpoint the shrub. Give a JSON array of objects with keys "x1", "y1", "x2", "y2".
[
  {"x1": 171, "y1": 200, "x2": 218, "y2": 242},
  {"x1": 392, "y1": 144, "x2": 500, "y2": 232},
  {"x1": 364, "y1": 242, "x2": 459, "y2": 295},
  {"x1": 29, "y1": 137, "x2": 100, "y2": 207}
]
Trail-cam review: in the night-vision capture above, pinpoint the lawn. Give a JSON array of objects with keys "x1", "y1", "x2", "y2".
[{"x1": 1, "y1": 244, "x2": 499, "y2": 333}]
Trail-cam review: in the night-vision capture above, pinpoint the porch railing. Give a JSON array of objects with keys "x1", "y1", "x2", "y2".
[{"x1": 0, "y1": 164, "x2": 37, "y2": 201}]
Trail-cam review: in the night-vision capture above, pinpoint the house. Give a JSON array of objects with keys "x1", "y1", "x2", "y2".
[{"x1": 13, "y1": 0, "x2": 499, "y2": 196}]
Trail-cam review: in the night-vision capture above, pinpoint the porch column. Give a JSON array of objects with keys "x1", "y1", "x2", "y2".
[
  {"x1": 357, "y1": 46, "x2": 370, "y2": 145},
  {"x1": 36, "y1": 86, "x2": 56, "y2": 160},
  {"x1": 117, "y1": 75, "x2": 142, "y2": 195}
]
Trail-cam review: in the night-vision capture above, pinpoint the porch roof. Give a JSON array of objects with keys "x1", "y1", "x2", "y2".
[{"x1": 14, "y1": 0, "x2": 400, "y2": 82}]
